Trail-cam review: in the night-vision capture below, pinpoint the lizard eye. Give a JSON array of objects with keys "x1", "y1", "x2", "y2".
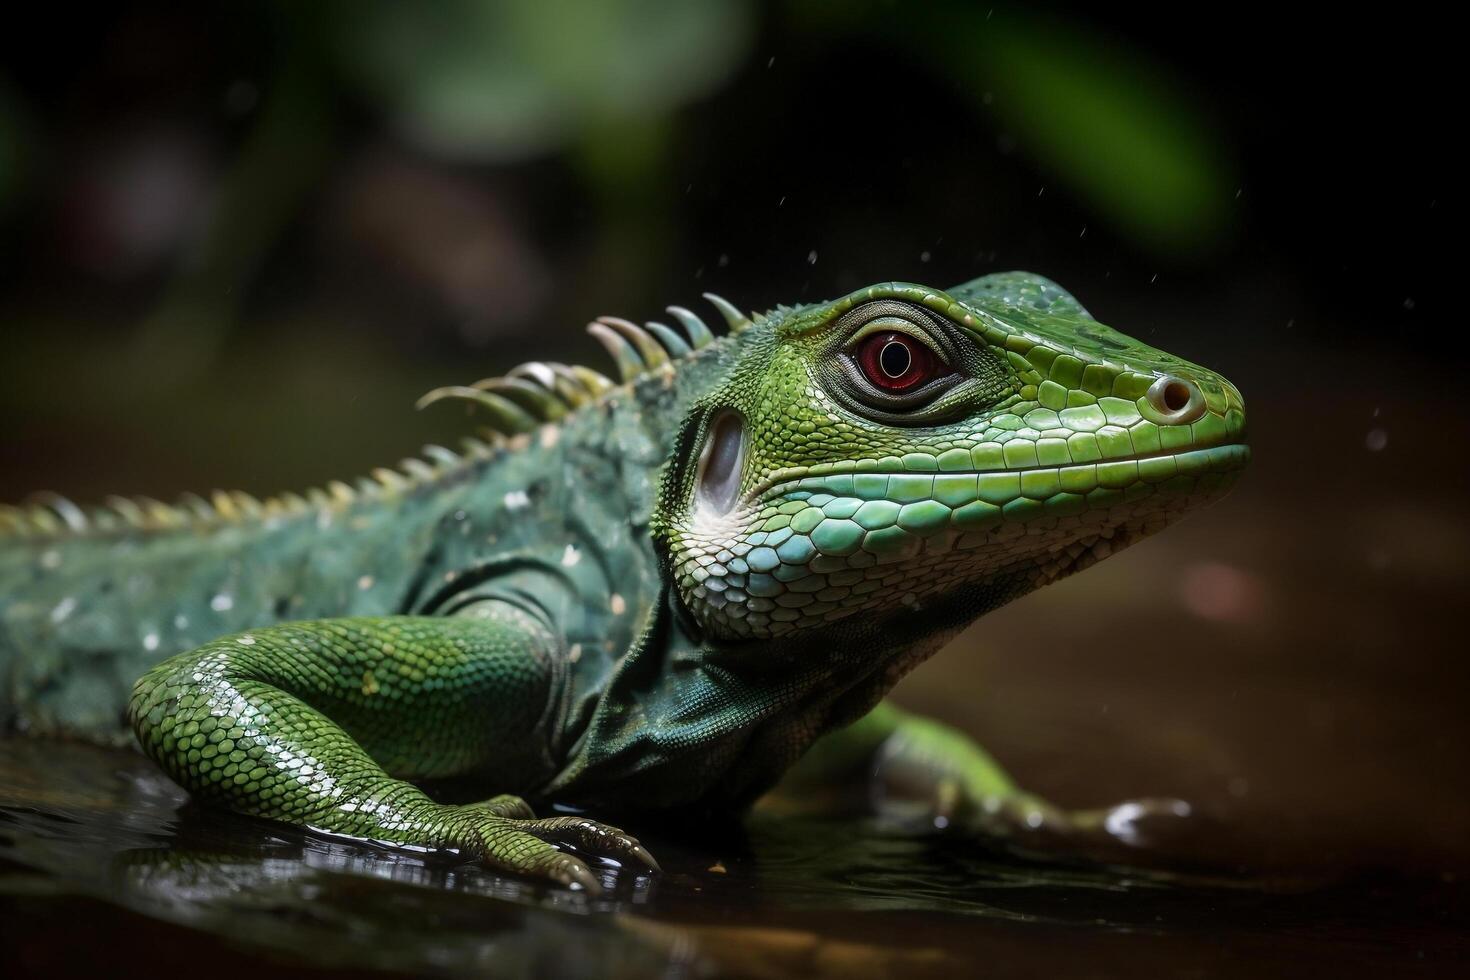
[
  {"x1": 821, "y1": 300, "x2": 975, "y2": 424},
  {"x1": 856, "y1": 331, "x2": 945, "y2": 392}
]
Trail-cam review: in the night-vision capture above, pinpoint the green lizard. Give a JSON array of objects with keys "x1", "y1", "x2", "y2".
[{"x1": 0, "y1": 273, "x2": 1247, "y2": 891}]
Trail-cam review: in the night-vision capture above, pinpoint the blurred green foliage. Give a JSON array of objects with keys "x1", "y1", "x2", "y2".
[
  {"x1": 796, "y1": 1, "x2": 1235, "y2": 252},
  {"x1": 966, "y1": 10, "x2": 1233, "y2": 251},
  {"x1": 134, "y1": 32, "x2": 336, "y2": 382},
  {"x1": 330, "y1": 0, "x2": 752, "y2": 162},
  {"x1": 133, "y1": 0, "x2": 754, "y2": 382},
  {"x1": 0, "y1": 0, "x2": 1250, "y2": 502}
]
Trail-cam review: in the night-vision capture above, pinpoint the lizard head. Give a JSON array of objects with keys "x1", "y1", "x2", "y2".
[{"x1": 653, "y1": 274, "x2": 1248, "y2": 641}]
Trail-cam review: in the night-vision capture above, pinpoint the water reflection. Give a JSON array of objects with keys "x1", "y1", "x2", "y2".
[{"x1": 2, "y1": 739, "x2": 1463, "y2": 978}]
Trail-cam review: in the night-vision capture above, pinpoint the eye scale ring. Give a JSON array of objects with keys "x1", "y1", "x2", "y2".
[{"x1": 818, "y1": 300, "x2": 978, "y2": 424}]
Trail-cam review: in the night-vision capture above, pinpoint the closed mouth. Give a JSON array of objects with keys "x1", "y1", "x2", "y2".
[{"x1": 746, "y1": 442, "x2": 1250, "y2": 509}]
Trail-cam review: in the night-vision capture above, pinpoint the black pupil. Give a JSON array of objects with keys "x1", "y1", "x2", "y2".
[{"x1": 879, "y1": 339, "x2": 912, "y2": 378}]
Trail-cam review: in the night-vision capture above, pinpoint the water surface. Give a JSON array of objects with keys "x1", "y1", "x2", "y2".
[{"x1": 1, "y1": 738, "x2": 1462, "y2": 978}]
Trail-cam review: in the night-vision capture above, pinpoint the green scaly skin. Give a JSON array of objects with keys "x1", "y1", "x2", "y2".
[{"x1": 0, "y1": 273, "x2": 1248, "y2": 891}]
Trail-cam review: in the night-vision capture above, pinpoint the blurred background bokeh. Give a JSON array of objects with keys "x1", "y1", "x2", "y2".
[{"x1": 1, "y1": 1, "x2": 1464, "y2": 876}]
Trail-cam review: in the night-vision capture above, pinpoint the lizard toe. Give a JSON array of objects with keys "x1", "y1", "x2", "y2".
[
  {"x1": 527, "y1": 849, "x2": 604, "y2": 894},
  {"x1": 1069, "y1": 796, "x2": 1194, "y2": 848},
  {"x1": 461, "y1": 817, "x2": 605, "y2": 893},
  {"x1": 478, "y1": 793, "x2": 537, "y2": 820},
  {"x1": 525, "y1": 815, "x2": 662, "y2": 872}
]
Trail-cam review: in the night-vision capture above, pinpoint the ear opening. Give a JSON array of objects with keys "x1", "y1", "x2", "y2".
[{"x1": 693, "y1": 410, "x2": 747, "y2": 518}]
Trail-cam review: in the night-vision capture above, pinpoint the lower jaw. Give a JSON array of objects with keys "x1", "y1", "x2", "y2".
[{"x1": 677, "y1": 443, "x2": 1249, "y2": 639}]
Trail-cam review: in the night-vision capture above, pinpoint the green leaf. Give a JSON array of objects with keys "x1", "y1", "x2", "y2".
[
  {"x1": 965, "y1": 10, "x2": 1236, "y2": 252},
  {"x1": 331, "y1": 0, "x2": 752, "y2": 162}
]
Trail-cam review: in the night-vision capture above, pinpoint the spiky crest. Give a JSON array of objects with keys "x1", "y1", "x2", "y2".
[{"x1": 1, "y1": 293, "x2": 752, "y2": 540}]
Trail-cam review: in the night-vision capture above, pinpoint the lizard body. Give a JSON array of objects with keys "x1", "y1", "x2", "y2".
[{"x1": 0, "y1": 273, "x2": 1248, "y2": 889}]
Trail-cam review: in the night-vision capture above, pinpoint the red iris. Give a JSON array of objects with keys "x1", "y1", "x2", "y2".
[{"x1": 856, "y1": 331, "x2": 942, "y2": 391}]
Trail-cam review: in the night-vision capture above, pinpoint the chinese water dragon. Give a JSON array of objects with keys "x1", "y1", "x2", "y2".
[{"x1": 0, "y1": 273, "x2": 1248, "y2": 891}]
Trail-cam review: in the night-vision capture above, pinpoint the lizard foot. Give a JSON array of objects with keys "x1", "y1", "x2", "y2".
[
  {"x1": 930, "y1": 780, "x2": 1194, "y2": 860},
  {"x1": 868, "y1": 731, "x2": 1193, "y2": 861},
  {"x1": 448, "y1": 798, "x2": 661, "y2": 893}
]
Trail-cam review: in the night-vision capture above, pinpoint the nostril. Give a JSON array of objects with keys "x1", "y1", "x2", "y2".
[
  {"x1": 1161, "y1": 379, "x2": 1192, "y2": 412},
  {"x1": 1145, "y1": 375, "x2": 1204, "y2": 424}
]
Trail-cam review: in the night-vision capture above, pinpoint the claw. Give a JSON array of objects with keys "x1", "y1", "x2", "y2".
[
  {"x1": 567, "y1": 864, "x2": 602, "y2": 894},
  {"x1": 554, "y1": 854, "x2": 603, "y2": 894},
  {"x1": 629, "y1": 843, "x2": 662, "y2": 873},
  {"x1": 457, "y1": 805, "x2": 659, "y2": 891},
  {"x1": 931, "y1": 777, "x2": 962, "y2": 829},
  {"x1": 528, "y1": 815, "x2": 662, "y2": 876},
  {"x1": 1095, "y1": 797, "x2": 1192, "y2": 847}
]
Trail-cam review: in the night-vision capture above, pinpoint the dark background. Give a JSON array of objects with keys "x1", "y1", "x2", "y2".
[{"x1": 1, "y1": 2, "x2": 1465, "y2": 874}]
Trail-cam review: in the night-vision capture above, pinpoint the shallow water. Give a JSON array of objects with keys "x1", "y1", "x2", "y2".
[
  {"x1": 0, "y1": 738, "x2": 1463, "y2": 978},
  {"x1": 4, "y1": 382, "x2": 1469, "y2": 976}
]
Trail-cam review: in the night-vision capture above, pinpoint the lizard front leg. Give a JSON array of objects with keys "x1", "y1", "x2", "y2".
[
  {"x1": 128, "y1": 608, "x2": 657, "y2": 892},
  {"x1": 777, "y1": 701, "x2": 1188, "y2": 850}
]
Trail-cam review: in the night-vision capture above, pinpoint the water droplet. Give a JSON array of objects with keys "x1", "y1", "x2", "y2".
[{"x1": 50, "y1": 597, "x2": 77, "y2": 624}]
